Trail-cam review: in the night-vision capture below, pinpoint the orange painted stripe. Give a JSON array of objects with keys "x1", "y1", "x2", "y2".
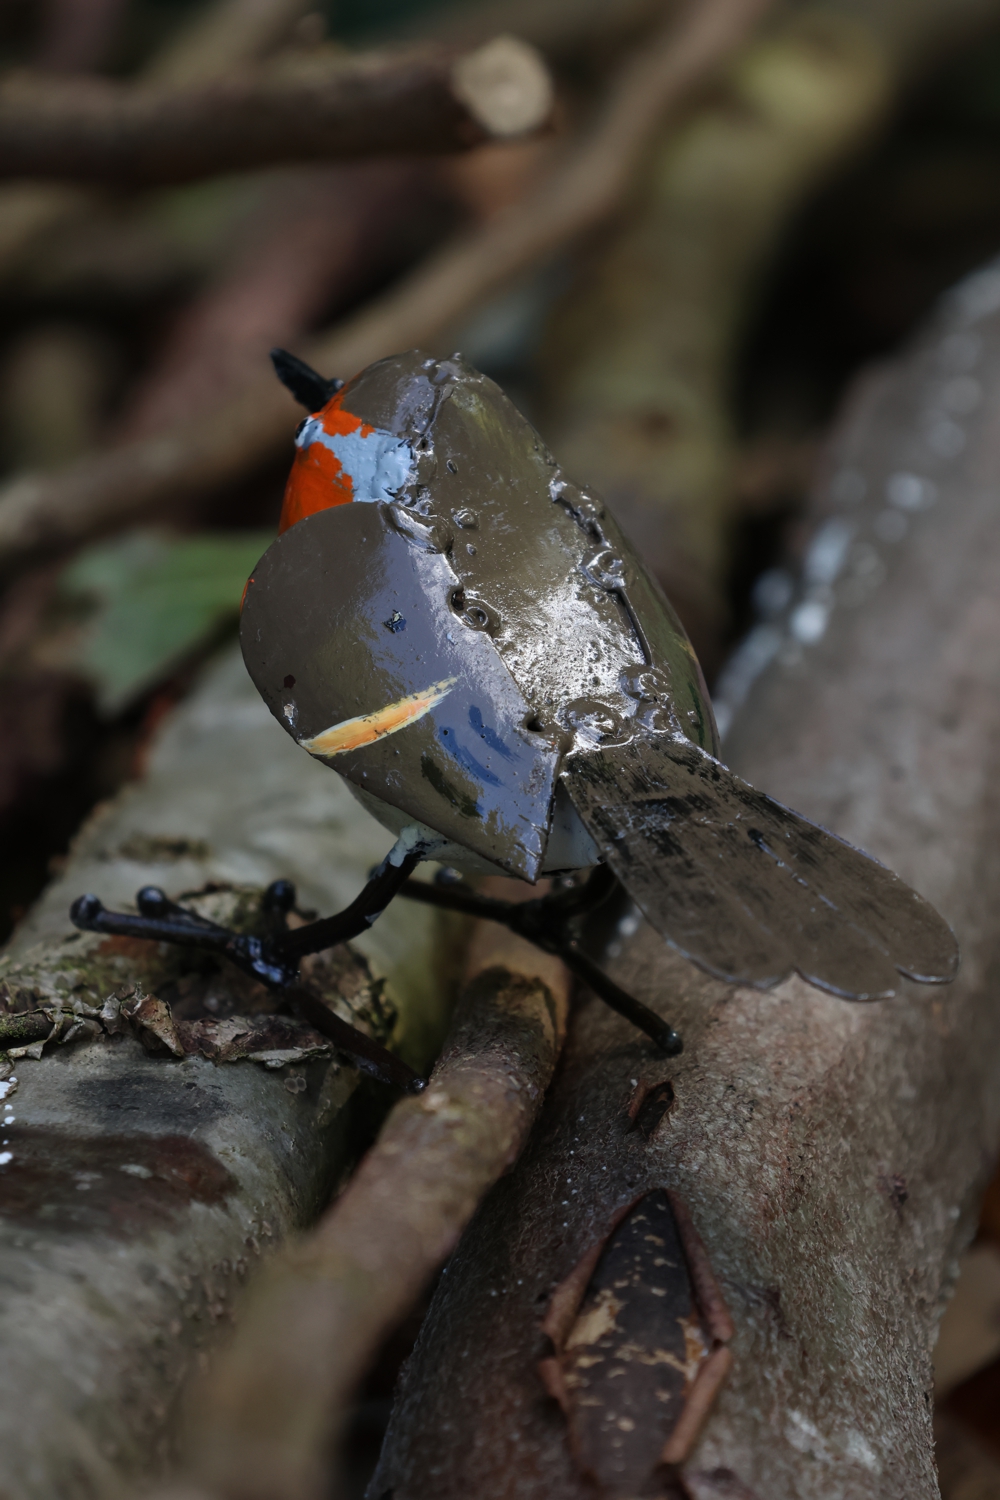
[{"x1": 299, "y1": 678, "x2": 457, "y2": 757}]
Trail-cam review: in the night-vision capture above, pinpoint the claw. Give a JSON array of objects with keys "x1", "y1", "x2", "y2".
[
  {"x1": 397, "y1": 865, "x2": 683, "y2": 1056},
  {"x1": 136, "y1": 886, "x2": 171, "y2": 917},
  {"x1": 263, "y1": 879, "x2": 296, "y2": 914},
  {"x1": 71, "y1": 893, "x2": 105, "y2": 929},
  {"x1": 66, "y1": 877, "x2": 425, "y2": 1091}
]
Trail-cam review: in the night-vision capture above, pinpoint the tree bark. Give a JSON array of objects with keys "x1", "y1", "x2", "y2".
[
  {"x1": 168, "y1": 913, "x2": 570, "y2": 1500},
  {"x1": 372, "y1": 262, "x2": 1000, "y2": 1499},
  {"x1": 0, "y1": 647, "x2": 447, "y2": 1500}
]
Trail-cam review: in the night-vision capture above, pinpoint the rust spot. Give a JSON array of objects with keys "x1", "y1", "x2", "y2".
[{"x1": 0, "y1": 1128, "x2": 235, "y2": 1238}]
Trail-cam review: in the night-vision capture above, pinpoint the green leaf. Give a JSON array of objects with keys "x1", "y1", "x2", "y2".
[{"x1": 60, "y1": 528, "x2": 272, "y2": 716}]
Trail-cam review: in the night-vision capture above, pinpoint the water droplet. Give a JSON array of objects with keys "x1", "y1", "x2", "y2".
[
  {"x1": 804, "y1": 519, "x2": 854, "y2": 586},
  {"x1": 936, "y1": 331, "x2": 981, "y2": 372},
  {"x1": 941, "y1": 376, "x2": 981, "y2": 414},
  {"x1": 886, "y1": 472, "x2": 935, "y2": 512},
  {"x1": 924, "y1": 416, "x2": 964, "y2": 459},
  {"x1": 789, "y1": 600, "x2": 829, "y2": 644},
  {"x1": 752, "y1": 567, "x2": 794, "y2": 619}
]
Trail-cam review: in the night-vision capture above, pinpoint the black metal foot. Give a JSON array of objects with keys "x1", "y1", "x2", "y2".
[
  {"x1": 70, "y1": 836, "x2": 437, "y2": 1091},
  {"x1": 399, "y1": 864, "x2": 683, "y2": 1056}
]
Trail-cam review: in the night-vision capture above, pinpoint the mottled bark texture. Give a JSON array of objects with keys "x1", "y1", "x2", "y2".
[
  {"x1": 0, "y1": 647, "x2": 446, "y2": 1500},
  {"x1": 154, "y1": 912, "x2": 569, "y2": 1500},
  {"x1": 0, "y1": 36, "x2": 552, "y2": 186},
  {"x1": 372, "y1": 265, "x2": 1000, "y2": 1499}
]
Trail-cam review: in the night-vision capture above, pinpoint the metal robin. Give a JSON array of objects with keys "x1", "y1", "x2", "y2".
[{"x1": 72, "y1": 349, "x2": 959, "y2": 1090}]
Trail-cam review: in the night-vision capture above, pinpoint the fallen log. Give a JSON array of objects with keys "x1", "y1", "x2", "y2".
[
  {"x1": 0, "y1": 646, "x2": 447, "y2": 1500},
  {"x1": 371, "y1": 261, "x2": 1000, "y2": 1498}
]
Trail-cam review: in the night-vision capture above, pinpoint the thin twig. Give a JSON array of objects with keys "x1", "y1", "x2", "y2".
[
  {"x1": 0, "y1": 0, "x2": 775, "y2": 568},
  {"x1": 0, "y1": 36, "x2": 553, "y2": 185}
]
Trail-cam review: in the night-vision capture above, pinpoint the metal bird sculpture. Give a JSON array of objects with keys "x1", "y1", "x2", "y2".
[{"x1": 71, "y1": 349, "x2": 959, "y2": 1091}]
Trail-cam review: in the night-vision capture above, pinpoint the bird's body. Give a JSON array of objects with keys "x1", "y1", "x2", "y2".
[
  {"x1": 240, "y1": 349, "x2": 958, "y2": 1002},
  {"x1": 70, "y1": 345, "x2": 958, "y2": 1086}
]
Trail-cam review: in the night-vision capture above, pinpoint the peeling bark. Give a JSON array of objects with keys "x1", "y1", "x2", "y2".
[
  {"x1": 371, "y1": 264, "x2": 1000, "y2": 1499},
  {"x1": 0, "y1": 647, "x2": 447, "y2": 1500}
]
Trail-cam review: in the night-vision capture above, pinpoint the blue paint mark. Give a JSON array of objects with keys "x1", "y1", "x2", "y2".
[
  {"x1": 438, "y1": 726, "x2": 504, "y2": 787},
  {"x1": 296, "y1": 417, "x2": 414, "y2": 501},
  {"x1": 468, "y1": 705, "x2": 516, "y2": 762}
]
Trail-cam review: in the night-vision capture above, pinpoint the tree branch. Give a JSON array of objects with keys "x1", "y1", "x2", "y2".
[
  {"x1": 159, "y1": 896, "x2": 571, "y2": 1500},
  {"x1": 0, "y1": 0, "x2": 317, "y2": 292},
  {"x1": 0, "y1": 35, "x2": 552, "y2": 185}
]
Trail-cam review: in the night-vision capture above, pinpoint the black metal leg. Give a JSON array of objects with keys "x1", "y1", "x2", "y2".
[
  {"x1": 71, "y1": 848, "x2": 681, "y2": 1077},
  {"x1": 272, "y1": 847, "x2": 424, "y2": 962},
  {"x1": 69, "y1": 835, "x2": 439, "y2": 1091},
  {"x1": 398, "y1": 863, "x2": 683, "y2": 1056},
  {"x1": 558, "y1": 944, "x2": 681, "y2": 1055}
]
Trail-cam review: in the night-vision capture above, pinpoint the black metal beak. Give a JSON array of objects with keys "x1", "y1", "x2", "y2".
[{"x1": 270, "y1": 347, "x2": 344, "y2": 412}]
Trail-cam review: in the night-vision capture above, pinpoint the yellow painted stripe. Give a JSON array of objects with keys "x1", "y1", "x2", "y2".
[{"x1": 299, "y1": 677, "x2": 457, "y2": 757}]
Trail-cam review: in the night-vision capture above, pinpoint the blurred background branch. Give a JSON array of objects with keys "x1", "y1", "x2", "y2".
[
  {"x1": 0, "y1": 0, "x2": 775, "y2": 567},
  {"x1": 0, "y1": 35, "x2": 552, "y2": 184}
]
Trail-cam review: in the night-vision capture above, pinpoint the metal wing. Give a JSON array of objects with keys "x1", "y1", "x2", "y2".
[{"x1": 562, "y1": 736, "x2": 959, "y2": 999}]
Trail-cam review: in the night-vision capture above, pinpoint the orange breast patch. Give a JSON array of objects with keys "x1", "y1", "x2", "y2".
[{"x1": 279, "y1": 395, "x2": 371, "y2": 534}]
